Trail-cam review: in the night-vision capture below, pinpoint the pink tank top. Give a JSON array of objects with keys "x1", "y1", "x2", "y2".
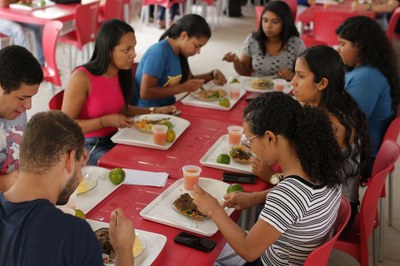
[{"x1": 76, "y1": 67, "x2": 125, "y2": 138}]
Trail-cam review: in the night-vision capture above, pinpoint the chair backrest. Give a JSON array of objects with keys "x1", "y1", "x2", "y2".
[
  {"x1": 383, "y1": 117, "x2": 400, "y2": 143},
  {"x1": 303, "y1": 197, "x2": 351, "y2": 266},
  {"x1": 42, "y1": 20, "x2": 63, "y2": 86},
  {"x1": 255, "y1": 5, "x2": 263, "y2": 29},
  {"x1": 313, "y1": 10, "x2": 354, "y2": 46},
  {"x1": 48, "y1": 90, "x2": 65, "y2": 110},
  {"x1": 301, "y1": 35, "x2": 328, "y2": 48},
  {"x1": 103, "y1": 0, "x2": 124, "y2": 21},
  {"x1": 387, "y1": 7, "x2": 400, "y2": 41},
  {"x1": 75, "y1": 1, "x2": 100, "y2": 49},
  {"x1": 360, "y1": 140, "x2": 399, "y2": 241}
]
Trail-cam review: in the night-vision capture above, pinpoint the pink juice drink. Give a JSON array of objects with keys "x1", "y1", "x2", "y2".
[
  {"x1": 152, "y1": 125, "x2": 168, "y2": 146},
  {"x1": 229, "y1": 84, "x2": 241, "y2": 100},
  {"x1": 228, "y1": 126, "x2": 243, "y2": 146},
  {"x1": 182, "y1": 165, "x2": 202, "y2": 191},
  {"x1": 274, "y1": 79, "x2": 286, "y2": 92}
]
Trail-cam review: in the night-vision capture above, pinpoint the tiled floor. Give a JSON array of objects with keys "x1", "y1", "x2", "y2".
[{"x1": 27, "y1": 4, "x2": 400, "y2": 265}]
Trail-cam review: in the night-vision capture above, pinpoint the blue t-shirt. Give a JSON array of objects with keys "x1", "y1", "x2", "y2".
[
  {"x1": 134, "y1": 39, "x2": 182, "y2": 107},
  {"x1": 0, "y1": 193, "x2": 103, "y2": 266},
  {"x1": 345, "y1": 65, "x2": 394, "y2": 157}
]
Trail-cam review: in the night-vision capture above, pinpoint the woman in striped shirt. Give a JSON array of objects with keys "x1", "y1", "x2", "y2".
[{"x1": 192, "y1": 92, "x2": 343, "y2": 265}]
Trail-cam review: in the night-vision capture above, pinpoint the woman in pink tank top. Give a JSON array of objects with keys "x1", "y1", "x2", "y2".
[{"x1": 62, "y1": 19, "x2": 177, "y2": 165}]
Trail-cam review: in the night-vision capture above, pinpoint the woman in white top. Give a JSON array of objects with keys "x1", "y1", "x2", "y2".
[{"x1": 222, "y1": 1, "x2": 305, "y2": 80}]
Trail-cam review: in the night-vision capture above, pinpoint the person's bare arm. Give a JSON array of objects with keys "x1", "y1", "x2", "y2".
[
  {"x1": 62, "y1": 70, "x2": 133, "y2": 132},
  {"x1": 140, "y1": 74, "x2": 204, "y2": 100},
  {"x1": 109, "y1": 209, "x2": 134, "y2": 266},
  {"x1": 223, "y1": 52, "x2": 252, "y2": 76}
]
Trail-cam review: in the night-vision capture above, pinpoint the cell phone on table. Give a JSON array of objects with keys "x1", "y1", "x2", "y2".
[
  {"x1": 222, "y1": 172, "x2": 257, "y2": 184},
  {"x1": 174, "y1": 232, "x2": 216, "y2": 252}
]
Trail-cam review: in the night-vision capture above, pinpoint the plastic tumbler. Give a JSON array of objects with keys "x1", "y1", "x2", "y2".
[
  {"x1": 228, "y1": 125, "x2": 243, "y2": 146},
  {"x1": 182, "y1": 165, "x2": 202, "y2": 191},
  {"x1": 152, "y1": 124, "x2": 168, "y2": 146},
  {"x1": 229, "y1": 83, "x2": 241, "y2": 100},
  {"x1": 273, "y1": 78, "x2": 286, "y2": 92}
]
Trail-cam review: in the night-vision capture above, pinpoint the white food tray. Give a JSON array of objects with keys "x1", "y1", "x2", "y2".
[
  {"x1": 233, "y1": 75, "x2": 292, "y2": 94},
  {"x1": 181, "y1": 84, "x2": 245, "y2": 111},
  {"x1": 10, "y1": 0, "x2": 55, "y2": 10},
  {"x1": 87, "y1": 219, "x2": 166, "y2": 266},
  {"x1": 111, "y1": 114, "x2": 190, "y2": 150},
  {"x1": 140, "y1": 178, "x2": 234, "y2": 237},
  {"x1": 76, "y1": 166, "x2": 122, "y2": 214},
  {"x1": 200, "y1": 134, "x2": 253, "y2": 174}
]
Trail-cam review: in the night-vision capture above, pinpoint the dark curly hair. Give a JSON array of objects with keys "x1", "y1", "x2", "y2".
[
  {"x1": 159, "y1": 14, "x2": 211, "y2": 83},
  {"x1": 253, "y1": 1, "x2": 299, "y2": 54},
  {"x1": 82, "y1": 19, "x2": 135, "y2": 106},
  {"x1": 336, "y1": 16, "x2": 400, "y2": 111},
  {"x1": 0, "y1": 45, "x2": 43, "y2": 93},
  {"x1": 244, "y1": 92, "x2": 343, "y2": 187},
  {"x1": 299, "y1": 45, "x2": 370, "y2": 178}
]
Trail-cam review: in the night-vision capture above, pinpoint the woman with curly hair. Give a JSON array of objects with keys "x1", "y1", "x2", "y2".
[
  {"x1": 222, "y1": 1, "x2": 305, "y2": 80},
  {"x1": 192, "y1": 92, "x2": 343, "y2": 265},
  {"x1": 336, "y1": 16, "x2": 400, "y2": 174}
]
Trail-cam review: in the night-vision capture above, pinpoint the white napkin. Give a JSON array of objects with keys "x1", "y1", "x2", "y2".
[{"x1": 123, "y1": 168, "x2": 168, "y2": 187}]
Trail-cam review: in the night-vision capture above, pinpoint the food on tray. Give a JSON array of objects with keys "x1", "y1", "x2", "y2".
[
  {"x1": 227, "y1": 183, "x2": 244, "y2": 194},
  {"x1": 134, "y1": 117, "x2": 173, "y2": 133},
  {"x1": 166, "y1": 130, "x2": 176, "y2": 143},
  {"x1": 230, "y1": 78, "x2": 240, "y2": 84},
  {"x1": 109, "y1": 168, "x2": 126, "y2": 185},
  {"x1": 217, "y1": 153, "x2": 230, "y2": 164},
  {"x1": 249, "y1": 78, "x2": 274, "y2": 90},
  {"x1": 193, "y1": 88, "x2": 227, "y2": 101},
  {"x1": 172, "y1": 193, "x2": 207, "y2": 220},
  {"x1": 95, "y1": 228, "x2": 144, "y2": 263},
  {"x1": 219, "y1": 97, "x2": 231, "y2": 108},
  {"x1": 229, "y1": 145, "x2": 254, "y2": 164},
  {"x1": 76, "y1": 177, "x2": 97, "y2": 194}
]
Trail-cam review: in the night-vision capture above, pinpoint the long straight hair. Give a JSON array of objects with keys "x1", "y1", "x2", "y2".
[
  {"x1": 159, "y1": 14, "x2": 211, "y2": 83},
  {"x1": 81, "y1": 19, "x2": 135, "y2": 106}
]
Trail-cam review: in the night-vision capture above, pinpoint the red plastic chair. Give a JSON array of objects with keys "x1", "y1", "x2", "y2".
[
  {"x1": 334, "y1": 140, "x2": 400, "y2": 266},
  {"x1": 308, "y1": 10, "x2": 354, "y2": 46},
  {"x1": 42, "y1": 20, "x2": 63, "y2": 89},
  {"x1": 140, "y1": 0, "x2": 184, "y2": 28},
  {"x1": 387, "y1": 7, "x2": 400, "y2": 41},
  {"x1": 303, "y1": 197, "x2": 351, "y2": 266},
  {"x1": 48, "y1": 90, "x2": 65, "y2": 110},
  {"x1": 255, "y1": 5, "x2": 263, "y2": 29},
  {"x1": 99, "y1": 0, "x2": 125, "y2": 24},
  {"x1": 58, "y1": 1, "x2": 100, "y2": 71}
]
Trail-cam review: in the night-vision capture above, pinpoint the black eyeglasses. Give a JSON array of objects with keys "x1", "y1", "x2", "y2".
[{"x1": 241, "y1": 135, "x2": 259, "y2": 150}]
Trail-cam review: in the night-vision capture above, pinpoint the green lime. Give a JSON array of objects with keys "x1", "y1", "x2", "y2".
[
  {"x1": 165, "y1": 121, "x2": 174, "y2": 130},
  {"x1": 75, "y1": 209, "x2": 86, "y2": 219},
  {"x1": 231, "y1": 78, "x2": 240, "y2": 84},
  {"x1": 109, "y1": 168, "x2": 126, "y2": 185},
  {"x1": 166, "y1": 130, "x2": 176, "y2": 143},
  {"x1": 219, "y1": 98, "x2": 231, "y2": 108},
  {"x1": 227, "y1": 183, "x2": 244, "y2": 194},
  {"x1": 40, "y1": 0, "x2": 46, "y2": 6},
  {"x1": 217, "y1": 154, "x2": 230, "y2": 164}
]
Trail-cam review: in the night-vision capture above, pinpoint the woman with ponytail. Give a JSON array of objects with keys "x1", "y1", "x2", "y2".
[
  {"x1": 192, "y1": 92, "x2": 343, "y2": 265},
  {"x1": 134, "y1": 14, "x2": 227, "y2": 107}
]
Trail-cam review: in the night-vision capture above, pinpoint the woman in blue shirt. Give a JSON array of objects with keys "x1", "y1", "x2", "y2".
[{"x1": 336, "y1": 16, "x2": 400, "y2": 176}]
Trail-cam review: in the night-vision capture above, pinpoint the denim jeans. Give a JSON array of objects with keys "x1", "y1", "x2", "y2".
[
  {"x1": 85, "y1": 136, "x2": 115, "y2": 166},
  {"x1": 0, "y1": 19, "x2": 44, "y2": 65}
]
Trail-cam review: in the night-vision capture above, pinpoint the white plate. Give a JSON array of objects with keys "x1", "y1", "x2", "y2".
[
  {"x1": 181, "y1": 84, "x2": 245, "y2": 111},
  {"x1": 87, "y1": 219, "x2": 166, "y2": 266},
  {"x1": 140, "y1": 178, "x2": 234, "y2": 237},
  {"x1": 76, "y1": 166, "x2": 122, "y2": 214},
  {"x1": 234, "y1": 75, "x2": 292, "y2": 94},
  {"x1": 10, "y1": 0, "x2": 55, "y2": 10},
  {"x1": 199, "y1": 135, "x2": 253, "y2": 174},
  {"x1": 111, "y1": 114, "x2": 190, "y2": 150}
]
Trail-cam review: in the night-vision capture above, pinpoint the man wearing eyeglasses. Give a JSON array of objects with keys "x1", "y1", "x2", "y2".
[{"x1": 0, "y1": 45, "x2": 43, "y2": 192}]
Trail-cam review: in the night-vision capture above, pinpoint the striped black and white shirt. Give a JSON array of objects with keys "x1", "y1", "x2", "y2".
[{"x1": 259, "y1": 175, "x2": 342, "y2": 266}]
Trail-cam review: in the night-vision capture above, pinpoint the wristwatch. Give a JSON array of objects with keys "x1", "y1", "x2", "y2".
[{"x1": 149, "y1": 107, "x2": 155, "y2": 114}]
